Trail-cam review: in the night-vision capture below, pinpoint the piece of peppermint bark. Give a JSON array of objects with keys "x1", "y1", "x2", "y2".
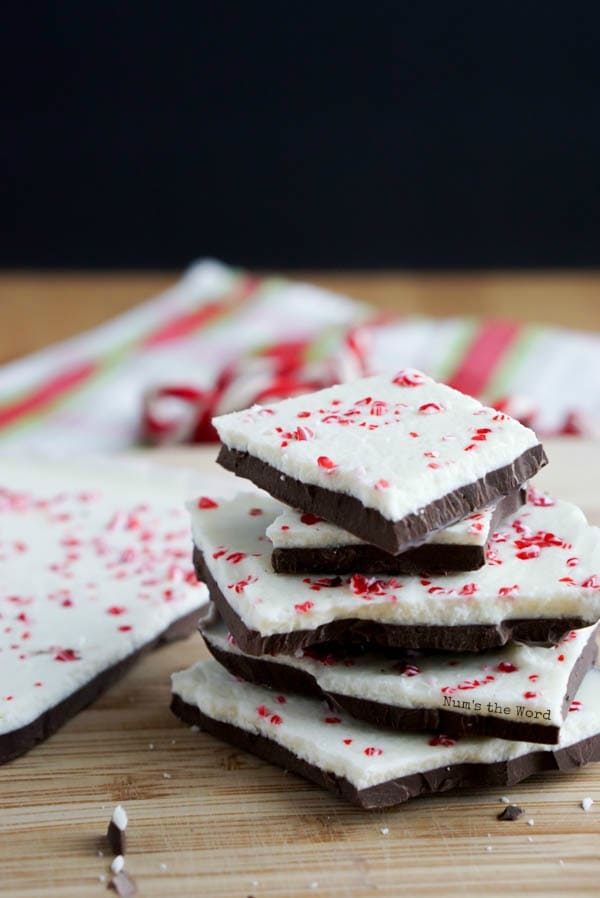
[
  {"x1": 171, "y1": 660, "x2": 600, "y2": 809},
  {"x1": 214, "y1": 370, "x2": 546, "y2": 554},
  {"x1": 201, "y1": 607, "x2": 597, "y2": 744},
  {"x1": 267, "y1": 489, "x2": 525, "y2": 575},
  {"x1": 188, "y1": 488, "x2": 600, "y2": 653},
  {"x1": 0, "y1": 457, "x2": 207, "y2": 765}
]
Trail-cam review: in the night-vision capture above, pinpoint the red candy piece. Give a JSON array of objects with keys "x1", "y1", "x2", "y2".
[
  {"x1": 418, "y1": 402, "x2": 444, "y2": 415},
  {"x1": 429, "y1": 734, "x2": 456, "y2": 747},
  {"x1": 300, "y1": 513, "x2": 325, "y2": 526},
  {"x1": 516, "y1": 546, "x2": 540, "y2": 560},
  {"x1": 527, "y1": 487, "x2": 555, "y2": 507},
  {"x1": 392, "y1": 369, "x2": 426, "y2": 387},
  {"x1": 54, "y1": 649, "x2": 80, "y2": 662},
  {"x1": 226, "y1": 552, "x2": 246, "y2": 564},
  {"x1": 317, "y1": 456, "x2": 337, "y2": 470},
  {"x1": 496, "y1": 661, "x2": 518, "y2": 673},
  {"x1": 370, "y1": 401, "x2": 388, "y2": 416},
  {"x1": 197, "y1": 497, "x2": 218, "y2": 509},
  {"x1": 392, "y1": 661, "x2": 421, "y2": 677}
]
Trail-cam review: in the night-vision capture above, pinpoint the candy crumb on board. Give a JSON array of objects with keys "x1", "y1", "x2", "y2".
[
  {"x1": 111, "y1": 856, "x2": 124, "y2": 875},
  {"x1": 107, "y1": 804, "x2": 128, "y2": 856}
]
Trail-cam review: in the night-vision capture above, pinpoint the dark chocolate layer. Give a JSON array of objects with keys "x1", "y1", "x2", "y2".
[
  {"x1": 271, "y1": 489, "x2": 525, "y2": 576},
  {"x1": 0, "y1": 608, "x2": 201, "y2": 766},
  {"x1": 272, "y1": 542, "x2": 486, "y2": 576},
  {"x1": 217, "y1": 443, "x2": 547, "y2": 554},
  {"x1": 194, "y1": 546, "x2": 592, "y2": 654},
  {"x1": 170, "y1": 692, "x2": 600, "y2": 809},
  {"x1": 202, "y1": 619, "x2": 598, "y2": 745}
]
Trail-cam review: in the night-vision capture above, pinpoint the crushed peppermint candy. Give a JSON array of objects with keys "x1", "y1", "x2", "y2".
[
  {"x1": 190, "y1": 490, "x2": 600, "y2": 644},
  {"x1": 0, "y1": 459, "x2": 207, "y2": 763},
  {"x1": 214, "y1": 370, "x2": 543, "y2": 529},
  {"x1": 111, "y1": 855, "x2": 125, "y2": 875}
]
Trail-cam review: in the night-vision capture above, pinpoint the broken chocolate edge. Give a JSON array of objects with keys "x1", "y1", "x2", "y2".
[
  {"x1": 170, "y1": 692, "x2": 600, "y2": 810},
  {"x1": 0, "y1": 607, "x2": 201, "y2": 766},
  {"x1": 194, "y1": 545, "x2": 592, "y2": 654},
  {"x1": 217, "y1": 443, "x2": 546, "y2": 554}
]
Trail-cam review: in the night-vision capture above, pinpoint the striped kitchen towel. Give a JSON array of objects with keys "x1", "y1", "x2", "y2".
[{"x1": 0, "y1": 260, "x2": 598, "y2": 454}]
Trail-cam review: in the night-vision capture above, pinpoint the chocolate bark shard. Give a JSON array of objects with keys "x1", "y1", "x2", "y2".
[
  {"x1": 201, "y1": 611, "x2": 599, "y2": 744},
  {"x1": 214, "y1": 371, "x2": 546, "y2": 554},
  {"x1": 107, "y1": 805, "x2": 128, "y2": 856},
  {"x1": 270, "y1": 489, "x2": 525, "y2": 576},
  {"x1": 0, "y1": 457, "x2": 208, "y2": 766},
  {"x1": 189, "y1": 490, "x2": 600, "y2": 653},
  {"x1": 194, "y1": 545, "x2": 592, "y2": 655},
  {"x1": 497, "y1": 805, "x2": 524, "y2": 820},
  {"x1": 0, "y1": 608, "x2": 200, "y2": 766},
  {"x1": 217, "y1": 444, "x2": 546, "y2": 555},
  {"x1": 171, "y1": 661, "x2": 600, "y2": 810}
]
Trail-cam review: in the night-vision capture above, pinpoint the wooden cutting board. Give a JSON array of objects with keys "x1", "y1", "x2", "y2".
[{"x1": 2, "y1": 441, "x2": 600, "y2": 898}]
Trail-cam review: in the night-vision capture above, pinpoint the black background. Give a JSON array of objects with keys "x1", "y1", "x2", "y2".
[{"x1": 3, "y1": 3, "x2": 600, "y2": 268}]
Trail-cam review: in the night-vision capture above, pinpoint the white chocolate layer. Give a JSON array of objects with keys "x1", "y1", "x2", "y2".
[
  {"x1": 172, "y1": 660, "x2": 600, "y2": 792},
  {"x1": 266, "y1": 504, "x2": 497, "y2": 550},
  {"x1": 0, "y1": 457, "x2": 208, "y2": 738},
  {"x1": 214, "y1": 371, "x2": 540, "y2": 522},
  {"x1": 188, "y1": 489, "x2": 600, "y2": 633},
  {"x1": 204, "y1": 616, "x2": 596, "y2": 727}
]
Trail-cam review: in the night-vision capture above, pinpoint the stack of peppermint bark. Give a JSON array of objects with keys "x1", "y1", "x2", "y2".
[{"x1": 171, "y1": 370, "x2": 600, "y2": 809}]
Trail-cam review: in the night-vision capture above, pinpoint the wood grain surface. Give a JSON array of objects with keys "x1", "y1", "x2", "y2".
[
  {"x1": 0, "y1": 270, "x2": 599, "y2": 364},
  {"x1": 2, "y1": 442, "x2": 600, "y2": 898}
]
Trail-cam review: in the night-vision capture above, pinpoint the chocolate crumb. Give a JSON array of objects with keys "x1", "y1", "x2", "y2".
[
  {"x1": 108, "y1": 871, "x2": 137, "y2": 897},
  {"x1": 107, "y1": 805, "x2": 128, "y2": 855},
  {"x1": 497, "y1": 805, "x2": 524, "y2": 821},
  {"x1": 107, "y1": 821, "x2": 126, "y2": 856}
]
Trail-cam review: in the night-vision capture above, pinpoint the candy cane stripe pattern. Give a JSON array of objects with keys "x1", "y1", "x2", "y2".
[{"x1": 214, "y1": 371, "x2": 546, "y2": 554}]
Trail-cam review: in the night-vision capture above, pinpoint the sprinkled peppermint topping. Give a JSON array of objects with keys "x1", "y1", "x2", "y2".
[
  {"x1": 173, "y1": 661, "x2": 600, "y2": 798},
  {"x1": 191, "y1": 491, "x2": 600, "y2": 643},
  {"x1": 0, "y1": 461, "x2": 207, "y2": 745},
  {"x1": 214, "y1": 371, "x2": 541, "y2": 524}
]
